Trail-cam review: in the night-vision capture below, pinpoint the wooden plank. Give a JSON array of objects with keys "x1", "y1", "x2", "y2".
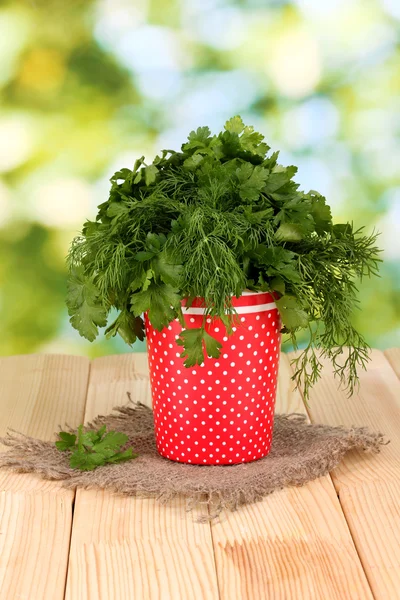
[
  {"x1": 289, "y1": 348, "x2": 400, "y2": 599},
  {"x1": 66, "y1": 354, "x2": 220, "y2": 600},
  {"x1": 210, "y1": 353, "x2": 373, "y2": 600},
  {"x1": 384, "y1": 347, "x2": 400, "y2": 378},
  {"x1": 0, "y1": 354, "x2": 89, "y2": 600}
]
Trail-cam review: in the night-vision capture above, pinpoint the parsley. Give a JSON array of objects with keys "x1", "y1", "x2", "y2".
[
  {"x1": 177, "y1": 328, "x2": 223, "y2": 367},
  {"x1": 66, "y1": 116, "x2": 381, "y2": 399},
  {"x1": 56, "y1": 425, "x2": 138, "y2": 471},
  {"x1": 66, "y1": 267, "x2": 108, "y2": 342}
]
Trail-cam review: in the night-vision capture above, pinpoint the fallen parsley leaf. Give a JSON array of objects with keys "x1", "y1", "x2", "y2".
[
  {"x1": 106, "y1": 448, "x2": 136, "y2": 464},
  {"x1": 70, "y1": 451, "x2": 106, "y2": 471},
  {"x1": 56, "y1": 425, "x2": 138, "y2": 471},
  {"x1": 55, "y1": 431, "x2": 76, "y2": 451}
]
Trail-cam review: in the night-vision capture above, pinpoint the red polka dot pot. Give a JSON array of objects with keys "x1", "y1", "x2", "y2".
[{"x1": 145, "y1": 292, "x2": 281, "y2": 465}]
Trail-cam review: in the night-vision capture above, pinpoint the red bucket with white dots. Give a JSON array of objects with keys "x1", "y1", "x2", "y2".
[{"x1": 145, "y1": 292, "x2": 281, "y2": 465}]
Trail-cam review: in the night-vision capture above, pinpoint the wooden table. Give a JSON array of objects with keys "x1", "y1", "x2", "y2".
[{"x1": 0, "y1": 349, "x2": 399, "y2": 600}]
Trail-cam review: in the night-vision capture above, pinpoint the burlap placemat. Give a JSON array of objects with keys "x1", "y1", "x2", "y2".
[{"x1": 0, "y1": 402, "x2": 385, "y2": 521}]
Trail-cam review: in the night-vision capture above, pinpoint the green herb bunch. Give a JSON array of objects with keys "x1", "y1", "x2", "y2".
[{"x1": 66, "y1": 116, "x2": 381, "y2": 399}]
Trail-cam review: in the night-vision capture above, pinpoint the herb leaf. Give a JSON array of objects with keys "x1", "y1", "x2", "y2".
[
  {"x1": 106, "y1": 448, "x2": 138, "y2": 463},
  {"x1": 144, "y1": 164, "x2": 158, "y2": 186},
  {"x1": 56, "y1": 425, "x2": 138, "y2": 471},
  {"x1": 225, "y1": 115, "x2": 245, "y2": 134},
  {"x1": 130, "y1": 283, "x2": 181, "y2": 330},
  {"x1": 66, "y1": 267, "x2": 108, "y2": 342},
  {"x1": 275, "y1": 295, "x2": 309, "y2": 330},
  {"x1": 237, "y1": 164, "x2": 269, "y2": 202},
  {"x1": 152, "y1": 251, "x2": 183, "y2": 287},
  {"x1": 203, "y1": 330, "x2": 224, "y2": 359},
  {"x1": 105, "y1": 310, "x2": 145, "y2": 345},
  {"x1": 177, "y1": 328, "x2": 223, "y2": 367},
  {"x1": 70, "y1": 450, "x2": 105, "y2": 471},
  {"x1": 55, "y1": 432, "x2": 77, "y2": 451}
]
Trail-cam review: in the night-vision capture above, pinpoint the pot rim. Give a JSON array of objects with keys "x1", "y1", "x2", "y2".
[{"x1": 182, "y1": 290, "x2": 278, "y2": 315}]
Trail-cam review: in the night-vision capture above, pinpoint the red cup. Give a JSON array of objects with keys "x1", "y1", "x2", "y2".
[{"x1": 145, "y1": 292, "x2": 281, "y2": 465}]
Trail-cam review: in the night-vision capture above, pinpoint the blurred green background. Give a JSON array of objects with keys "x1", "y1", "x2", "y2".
[{"x1": 0, "y1": 0, "x2": 399, "y2": 358}]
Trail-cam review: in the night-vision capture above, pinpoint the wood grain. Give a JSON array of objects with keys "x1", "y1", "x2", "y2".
[
  {"x1": 289, "y1": 348, "x2": 400, "y2": 599},
  {"x1": 65, "y1": 353, "x2": 220, "y2": 600},
  {"x1": 291, "y1": 349, "x2": 400, "y2": 487},
  {"x1": 0, "y1": 354, "x2": 89, "y2": 600},
  {"x1": 2, "y1": 350, "x2": 394, "y2": 598},
  {"x1": 210, "y1": 353, "x2": 373, "y2": 600},
  {"x1": 385, "y1": 347, "x2": 400, "y2": 378}
]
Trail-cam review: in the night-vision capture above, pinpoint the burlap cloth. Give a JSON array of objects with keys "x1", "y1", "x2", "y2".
[{"x1": 0, "y1": 401, "x2": 385, "y2": 521}]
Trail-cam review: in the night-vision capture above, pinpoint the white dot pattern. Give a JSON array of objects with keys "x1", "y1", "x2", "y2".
[{"x1": 145, "y1": 293, "x2": 281, "y2": 465}]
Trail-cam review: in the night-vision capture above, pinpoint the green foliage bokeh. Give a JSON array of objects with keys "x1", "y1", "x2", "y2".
[{"x1": 0, "y1": 0, "x2": 399, "y2": 357}]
